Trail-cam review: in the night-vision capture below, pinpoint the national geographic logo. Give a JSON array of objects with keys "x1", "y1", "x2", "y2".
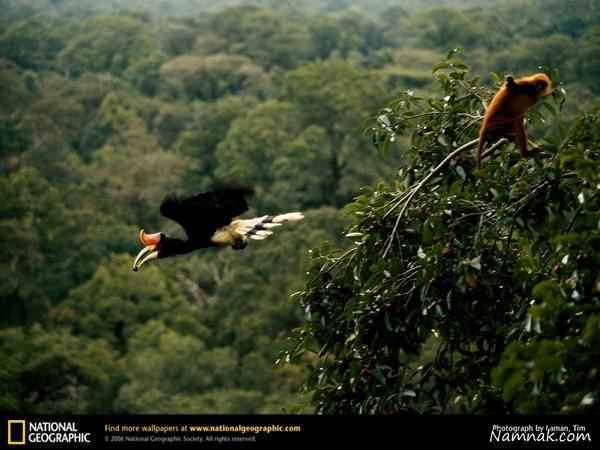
[{"x1": 6, "y1": 419, "x2": 92, "y2": 446}]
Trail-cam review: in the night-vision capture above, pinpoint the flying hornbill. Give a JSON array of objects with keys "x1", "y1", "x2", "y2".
[{"x1": 132, "y1": 187, "x2": 304, "y2": 271}]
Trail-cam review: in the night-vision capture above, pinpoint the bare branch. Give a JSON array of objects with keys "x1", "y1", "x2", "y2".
[{"x1": 382, "y1": 138, "x2": 508, "y2": 258}]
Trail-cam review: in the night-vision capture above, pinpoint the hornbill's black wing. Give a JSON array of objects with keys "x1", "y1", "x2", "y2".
[{"x1": 160, "y1": 188, "x2": 252, "y2": 240}]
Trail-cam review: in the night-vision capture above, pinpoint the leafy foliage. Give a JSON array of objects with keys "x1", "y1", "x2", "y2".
[{"x1": 0, "y1": 325, "x2": 121, "y2": 413}]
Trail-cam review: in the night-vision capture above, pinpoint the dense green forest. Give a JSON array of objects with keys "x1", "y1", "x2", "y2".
[{"x1": 1, "y1": 0, "x2": 598, "y2": 414}]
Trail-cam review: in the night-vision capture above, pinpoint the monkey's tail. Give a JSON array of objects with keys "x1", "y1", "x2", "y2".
[{"x1": 476, "y1": 135, "x2": 484, "y2": 169}]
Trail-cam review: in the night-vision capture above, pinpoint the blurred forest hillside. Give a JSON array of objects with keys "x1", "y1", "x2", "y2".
[{"x1": 1, "y1": 0, "x2": 599, "y2": 414}]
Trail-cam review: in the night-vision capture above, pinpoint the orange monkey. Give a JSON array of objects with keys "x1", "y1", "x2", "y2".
[{"x1": 477, "y1": 73, "x2": 553, "y2": 168}]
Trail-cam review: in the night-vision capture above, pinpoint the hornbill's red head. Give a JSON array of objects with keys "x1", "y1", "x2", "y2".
[{"x1": 132, "y1": 230, "x2": 162, "y2": 271}]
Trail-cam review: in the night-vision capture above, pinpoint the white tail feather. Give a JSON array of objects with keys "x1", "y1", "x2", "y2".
[
  {"x1": 233, "y1": 212, "x2": 304, "y2": 243},
  {"x1": 254, "y1": 230, "x2": 273, "y2": 237},
  {"x1": 249, "y1": 235, "x2": 267, "y2": 240},
  {"x1": 273, "y1": 212, "x2": 304, "y2": 223},
  {"x1": 262, "y1": 223, "x2": 282, "y2": 229}
]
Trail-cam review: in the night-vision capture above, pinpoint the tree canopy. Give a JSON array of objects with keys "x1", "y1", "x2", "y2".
[{"x1": 289, "y1": 56, "x2": 599, "y2": 414}]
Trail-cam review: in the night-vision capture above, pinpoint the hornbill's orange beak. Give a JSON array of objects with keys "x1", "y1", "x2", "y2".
[{"x1": 132, "y1": 230, "x2": 161, "y2": 272}]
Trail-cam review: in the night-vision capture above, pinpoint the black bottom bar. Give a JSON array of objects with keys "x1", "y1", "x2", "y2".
[{"x1": 1, "y1": 415, "x2": 595, "y2": 449}]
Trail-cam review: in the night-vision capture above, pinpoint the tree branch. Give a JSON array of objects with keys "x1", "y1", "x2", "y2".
[{"x1": 382, "y1": 138, "x2": 508, "y2": 258}]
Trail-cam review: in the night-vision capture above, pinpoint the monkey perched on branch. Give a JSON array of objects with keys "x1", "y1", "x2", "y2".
[{"x1": 477, "y1": 73, "x2": 553, "y2": 168}]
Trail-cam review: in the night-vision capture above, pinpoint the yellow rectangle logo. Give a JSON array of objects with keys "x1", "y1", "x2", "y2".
[{"x1": 7, "y1": 420, "x2": 26, "y2": 445}]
